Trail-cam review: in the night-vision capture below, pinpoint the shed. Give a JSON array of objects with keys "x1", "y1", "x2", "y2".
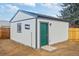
[{"x1": 10, "y1": 10, "x2": 69, "y2": 49}]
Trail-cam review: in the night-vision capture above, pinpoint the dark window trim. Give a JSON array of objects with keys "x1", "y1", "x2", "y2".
[
  {"x1": 35, "y1": 17, "x2": 38, "y2": 48},
  {"x1": 17, "y1": 23, "x2": 22, "y2": 33},
  {"x1": 25, "y1": 24, "x2": 30, "y2": 29}
]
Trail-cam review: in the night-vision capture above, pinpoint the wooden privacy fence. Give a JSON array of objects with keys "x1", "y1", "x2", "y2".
[
  {"x1": 0, "y1": 27, "x2": 10, "y2": 39},
  {"x1": 68, "y1": 28, "x2": 79, "y2": 41}
]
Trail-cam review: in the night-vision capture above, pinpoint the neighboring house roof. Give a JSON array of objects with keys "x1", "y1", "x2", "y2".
[
  {"x1": 69, "y1": 20, "x2": 79, "y2": 28},
  {"x1": 0, "y1": 21, "x2": 10, "y2": 28},
  {"x1": 10, "y1": 10, "x2": 69, "y2": 22},
  {"x1": 70, "y1": 20, "x2": 79, "y2": 25}
]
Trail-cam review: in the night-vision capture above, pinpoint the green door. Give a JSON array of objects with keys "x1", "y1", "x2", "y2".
[{"x1": 40, "y1": 22, "x2": 48, "y2": 47}]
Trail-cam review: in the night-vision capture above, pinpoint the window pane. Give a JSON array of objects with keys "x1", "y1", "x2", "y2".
[{"x1": 17, "y1": 23, "x2": 21, "y2": 33}]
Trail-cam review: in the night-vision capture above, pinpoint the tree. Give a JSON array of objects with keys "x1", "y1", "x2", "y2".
[{"x1": 60, "y1": 3, "x2": 79, "y2": 20}]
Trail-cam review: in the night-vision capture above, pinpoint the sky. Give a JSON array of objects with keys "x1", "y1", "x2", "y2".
[{"x1": 0, "y1": 3, "x2": 62, "y2": 21}]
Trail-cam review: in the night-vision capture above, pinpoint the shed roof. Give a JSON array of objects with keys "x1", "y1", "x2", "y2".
[{"x1": 10, "y1": 10, "x2": 69, "y2": 22}]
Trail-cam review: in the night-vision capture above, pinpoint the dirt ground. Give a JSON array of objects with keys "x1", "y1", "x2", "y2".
[{"x1": 0, "y1": 39, "x2": 79, "y2": 56}]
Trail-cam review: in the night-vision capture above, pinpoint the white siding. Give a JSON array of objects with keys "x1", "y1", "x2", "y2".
[
  {"x1": 37, "y1": 18, "x2": 69, "y2": 48},
  {"x1": 49, "y1": 20, "x2": 69, "y2": 44},
  {"x1": 11, "y1": 19, "x2": 36, "y2": 48},
  {"x1": 11, "y1": 11, "x2": 34, "y2": 22}
]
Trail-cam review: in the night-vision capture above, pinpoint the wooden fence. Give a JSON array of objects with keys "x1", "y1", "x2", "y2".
[
  {"x1": 0, "y1": 28, "x2": 10, "y2": 39},
  {"x1": 0, "y1": 27, "x2": 79, "y2": 40},
  {"x1": 68, "y1": 28, "x2": 79, "y2": 42}
]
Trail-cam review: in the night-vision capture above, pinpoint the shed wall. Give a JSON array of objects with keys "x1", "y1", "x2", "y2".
[
  {"x1": 37, "y1": 18, "x2": 69, "y2": 48},
  {"x1": 11, "y1": 19, "x2": 36, "y2": 48}
]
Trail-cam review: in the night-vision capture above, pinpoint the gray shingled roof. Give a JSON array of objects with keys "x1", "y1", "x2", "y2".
[
  {"x1": 10, "y1": 10, "x2": 69, "y2": 22},
  {"x1": 20, "y1": 10, "x2": 69, "y2": 22}
]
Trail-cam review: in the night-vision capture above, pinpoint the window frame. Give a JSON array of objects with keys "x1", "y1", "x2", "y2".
[{"x1": 17, "y1": 23, "x2": 22, "y2": 33}]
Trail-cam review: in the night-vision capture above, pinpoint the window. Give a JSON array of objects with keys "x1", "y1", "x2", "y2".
[
  {"x1": 25, "y1": 24, "x2": 30, "y2": 29},
  {"x1": 17, "y1": 23, "x2": 22, "y2": 33}
]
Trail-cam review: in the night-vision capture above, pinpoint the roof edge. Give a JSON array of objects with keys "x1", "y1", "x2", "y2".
[
  {"x1": 9, "y1": 10, "x2": 20, "y2": 22},
  {"x1": 10, "y1": 10, "x2": 69, "y2": 23}
]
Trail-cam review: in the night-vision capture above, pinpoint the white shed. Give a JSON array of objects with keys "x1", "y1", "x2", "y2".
[{"x1": 10, "y1": 10, "x2": 69, "y2": 49}]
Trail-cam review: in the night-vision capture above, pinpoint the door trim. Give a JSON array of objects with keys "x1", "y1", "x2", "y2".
[{"x1": 40, "y1": 22, "x2": 49, "y2": 47}]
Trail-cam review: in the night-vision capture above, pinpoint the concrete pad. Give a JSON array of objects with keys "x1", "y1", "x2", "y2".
[{"x1": 41, "y1": 45, "x2": 57, "y2": 52}]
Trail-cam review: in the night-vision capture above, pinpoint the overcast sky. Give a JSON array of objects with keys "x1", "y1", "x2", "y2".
[{"x1": 0, "y1": 3, "x2": 62, "y2": 21}]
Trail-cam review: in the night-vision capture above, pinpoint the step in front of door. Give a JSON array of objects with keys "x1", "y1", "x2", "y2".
[{"x1": 41, "y1": 45, "x2": 57, "y2": 52}]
